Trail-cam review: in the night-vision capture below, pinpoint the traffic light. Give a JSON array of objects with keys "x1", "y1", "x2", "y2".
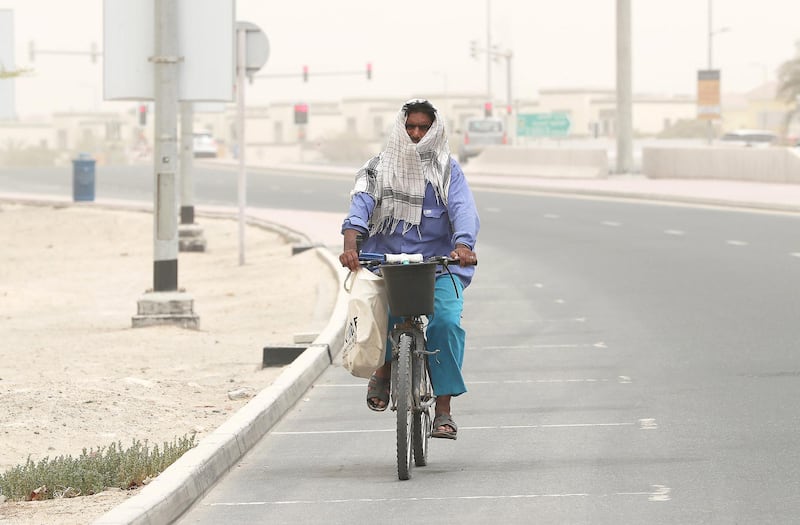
[
  {"x1": 138, "y1": 104, "x2": 147, "y2": 126},
  {"x1": 366, "y1": 62, "x2": 372, "y2": 80},
  {"x1": 302, "y1": 65, "x2": 308, "y2": 82},
  {"x1": 294, "y1": 103, "x2": 308, "y2": 125},
  {"x1": 484, "y1": 102, "x2": 492, "y2": 117}
]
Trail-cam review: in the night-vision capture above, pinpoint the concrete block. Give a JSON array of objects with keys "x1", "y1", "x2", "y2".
[
  {"x1": 262, "y1": 345, "x2": 306, "y2": 367},
  {"x1": 179, "y1": 224, "x2": 207, "y2": 252},
  {"x1": 132, "y1": 291, "x2": 200, "y2": 329}
]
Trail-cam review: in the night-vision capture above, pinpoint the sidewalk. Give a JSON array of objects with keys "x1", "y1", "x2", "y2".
[
  {"x1": 3, "y1": 166, "x2": 799, "y2": 525},
  {"x1": 466, "y1": 173, "x2": 800, "y2": 214}
]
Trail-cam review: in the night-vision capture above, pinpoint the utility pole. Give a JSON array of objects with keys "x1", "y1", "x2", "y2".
[
  {"x1": 236, "y1": 25, "x2": 247, "y2": 266},
  {"x1": 616, "y1": 0, "x2": 633, "y2": 174},
  {"x1": 152, "y1": 0, "x2": 179, "y2": 291},
  {"x1": 707, "y1": 0, "x2": 713, "y2": 145},
  {"x1": 486, "y1": 1, "x2": 491, "y2": 98},
  {"x1": 133, "y1": 0, "x2": 198, "y2": 329},
  {"x1": 178, "y1": 101, "x2": 206, "y2": 251}
]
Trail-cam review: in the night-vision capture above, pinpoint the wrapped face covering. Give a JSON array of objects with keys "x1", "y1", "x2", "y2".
[{"x1": 365, "y1": 99, "x2": 452, "y2": 237}]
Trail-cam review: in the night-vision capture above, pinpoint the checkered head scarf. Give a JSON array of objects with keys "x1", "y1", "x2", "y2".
[{"x1": 357, "y1": 99, "x2": 452, "y2": 237}]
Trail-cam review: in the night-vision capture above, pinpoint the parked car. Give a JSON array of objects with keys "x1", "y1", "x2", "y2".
[
  {"x1": 192, "y1": 132, "x2": 218, "y2": 158},
  {"x1": 719, "y1": 129, "x2": 778, "y2": 148},
  {"x1": 457, "y1": 117, "x2": 506, "y2": 163}
]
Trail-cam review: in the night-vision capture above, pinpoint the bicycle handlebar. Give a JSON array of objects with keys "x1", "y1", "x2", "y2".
[{"x1": 357, "y1": 253, "x2": 476, "y2": 268}]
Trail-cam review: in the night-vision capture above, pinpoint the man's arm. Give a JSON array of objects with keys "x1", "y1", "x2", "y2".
[
  {"x1": 447, "y1": 161, "x2": 480, "y2": 265},
  {"x1": 340, "y1": 229, "x2": 361, "y2": 271}
]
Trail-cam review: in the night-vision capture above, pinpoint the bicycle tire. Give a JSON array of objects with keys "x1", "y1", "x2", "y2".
[
  {"x1": 412, "y1": 335, "x2": 433, "y2": 467},
  {"x1": 394, "y1": 333, "x2": 414, "y2": 480}
]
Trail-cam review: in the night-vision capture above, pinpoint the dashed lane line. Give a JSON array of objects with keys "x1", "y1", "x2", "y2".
[
  {"x1": 208, "y1": 485, "x2": 671, "y2": 507},
  {"x1": 270, "y1": 420, "x2": 655, "y2": 436},
  {"x1": 474, "y1": 342, "x2": 608, "y2": 350}
]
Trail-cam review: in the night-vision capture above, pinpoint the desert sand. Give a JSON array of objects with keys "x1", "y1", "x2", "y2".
[{"x1": 0, "y1": 202, "x2": 337, "y2": 524}]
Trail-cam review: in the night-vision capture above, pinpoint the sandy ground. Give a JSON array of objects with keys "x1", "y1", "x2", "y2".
[{"x1": 0, "y1": 202, "x2": 337, "y2": 524}]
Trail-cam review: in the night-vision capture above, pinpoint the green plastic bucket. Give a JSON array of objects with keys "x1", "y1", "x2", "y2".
[{"x1": 380, "y1": 262, "x2": 437, "y2": 317}]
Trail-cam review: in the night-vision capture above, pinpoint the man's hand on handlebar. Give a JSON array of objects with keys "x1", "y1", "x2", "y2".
[
  {"x1": 450, "y1": 244, "x2": 478, "y2": 267},
  {"x1": 339, "y1": 249, "x2": 362, "y2": 272}
]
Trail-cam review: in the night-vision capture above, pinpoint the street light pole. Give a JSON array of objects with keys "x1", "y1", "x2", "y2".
[
  {"x1": 705, "y1": 0, "x2": 729, "y2": 145},
  {"x1": 707, "y1": 0, "x2": 713, "y2": 69},
  {"x1": 486, "y1": 0, "x2": 492, "y2": 113},
  {"x1": 616, "y1": 0, "x2": 633, "y2": 174}
]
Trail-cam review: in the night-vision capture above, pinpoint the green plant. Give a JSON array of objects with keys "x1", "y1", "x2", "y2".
[{"x1": 0, "y1": 434, "x2": 196, "y2": 501}]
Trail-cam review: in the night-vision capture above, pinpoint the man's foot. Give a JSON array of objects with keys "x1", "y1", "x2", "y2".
[
  {"x1": 431, "y1": 413, "x2": 458, "y2": 439},
  {"x1": 366, "y1": 373, "x2": 390, "y2": 412}
]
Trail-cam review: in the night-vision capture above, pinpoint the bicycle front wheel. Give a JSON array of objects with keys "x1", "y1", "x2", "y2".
[
  {"x1": 394, "y1": 333, "x2": 414, "y2": 481},
  {"x1": 412, "y1": 337, "x2": 433, "y2": 467}
]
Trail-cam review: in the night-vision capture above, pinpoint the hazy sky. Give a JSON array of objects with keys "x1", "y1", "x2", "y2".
[{"x1": 1, "y1": 0, "x2": 799, "y2": 118}]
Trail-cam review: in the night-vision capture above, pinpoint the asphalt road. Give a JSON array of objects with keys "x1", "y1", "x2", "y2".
[
  {"x1": 0, "y1": 163, "x2": 352, "y2": 212},
  {"x1": 4, "y1": 165, "x2": 800, "y2": 523}
]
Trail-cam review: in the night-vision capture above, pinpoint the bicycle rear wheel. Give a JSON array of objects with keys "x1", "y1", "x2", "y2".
[
  {"x1": 412, "y1": 338, "x2": 433, "y2": 467},
  {"x1": 394, "y1": 333, "x2": 413, "y2": 480}
]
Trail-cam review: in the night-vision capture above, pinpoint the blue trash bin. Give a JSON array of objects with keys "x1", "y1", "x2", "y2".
[{"x1": 72, "y1": 153, "x2": 96, "y2": 202}]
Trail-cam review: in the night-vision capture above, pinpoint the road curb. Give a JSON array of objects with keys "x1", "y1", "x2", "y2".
[
  {"x1": 92, "y1": 250, "x2": 349, "y2": 525},
  {"x1": 0, "y1": 195, "x2": 349, "y2": 525}
]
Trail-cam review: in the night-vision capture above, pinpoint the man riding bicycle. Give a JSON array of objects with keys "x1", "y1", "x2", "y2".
[{"x1": 339, "y1": 99, "x2": 480, "y2": 440}]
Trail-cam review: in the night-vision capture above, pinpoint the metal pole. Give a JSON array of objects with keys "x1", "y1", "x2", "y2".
[
  {"x1": 179, "y1": 101, "x2": 194, "y2": 224},
  {"x1": 236, "y1": 27, "x2": 247, "y2": 266},
  {"x1": 616, "y1": 0, "x2": 633, "y2": 174},
  {"x1": 486, "y1": 0, "x2": 492, "y2": 111},
  {"x1": 707, "y1": 0, "x2": 714, "y2": 145},
  {"x1": 153, "y1": 0, "x2": 179, "y2": 290},
  {"x1": 506, "y1": 52, "x2": 513, "y2": 144},
  {"x1": 707, "y1": 0, "x2": 712, "y2": 69}
]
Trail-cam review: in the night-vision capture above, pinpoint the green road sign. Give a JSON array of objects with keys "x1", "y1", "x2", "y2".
[{"x1": 517, "y1": 112, "x2": 571, "y2": 138}]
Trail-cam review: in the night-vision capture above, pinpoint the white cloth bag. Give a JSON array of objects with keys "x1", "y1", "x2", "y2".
[{"x1": 342, "y1": 270, "x2": 388, "y2": 378}]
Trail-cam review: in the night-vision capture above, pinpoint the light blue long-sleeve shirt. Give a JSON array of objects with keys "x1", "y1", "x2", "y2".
[{"x1": 341, "y1": 157, "x2": 480, "y2": 288}]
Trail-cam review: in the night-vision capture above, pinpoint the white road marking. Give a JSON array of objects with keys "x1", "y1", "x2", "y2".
[
  {"x1": 543, "y1": 213, "x2": 560, "y2": 219},
  {"x1": 791, "y1": 252, "x2": 800, "y2": 258},
  {"x1": 271, "y1": 421, "x2": 644, "y2": 436},
  {"x1": 484, "y1": 207, "x2": 502, "y2": 213},
  {"x1": 617, "y1": 485, "x2": 672, "y2": 502},
  {"x1": 478, "y1": 342, "x2": 607, "y2": 350},
  {"x1": 726, "y1": 240, "x2": 748, "y2": 246},
  {"x1": 208, "y1": 487, "x2": 670, "y2": 507},
  {"x1": 467, "y1": 317, "x2": 588, "y2": 325},
  {"x1": 638, "y1": 418, "x2": 659, "y2": 430},
  {"x1": 663, "y1": 229, "x2": 685, "y2": 236},
  {"x1": 601, "y1": 220, "x2": 622, "y2": 227},
  {"x1": 555, "y1": 299, "x2": 566, "y2": 304},
  {"x1": 468, "y1": 378, "x2": 610, "y2": 385},
  {"x1": 320, "y1": 375, "x2": 626, "y2": 388}
]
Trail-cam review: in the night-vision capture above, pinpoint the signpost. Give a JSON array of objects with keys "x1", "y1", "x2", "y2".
[
  {"x1": 516, "y1": 112, "x2": 571, "y2": 138},
  {"x1": 697, "y1": 69, "x2": 721, "y2": 120},
  {"x1": 235, "y1": 21, "x2": 269, "y2": 266}
]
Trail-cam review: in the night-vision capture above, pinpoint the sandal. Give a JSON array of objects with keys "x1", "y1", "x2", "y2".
[
  {"x1": 432, "y1": 414, "x2": 458, "y2": 440},
  {"x1": 366, "y1": 373, "x2": 390, "y2": 412}
]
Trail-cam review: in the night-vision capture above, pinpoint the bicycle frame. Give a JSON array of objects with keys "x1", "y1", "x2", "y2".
[{"x1": 355, "y1": 253, "x2": 470, "y2": 480}]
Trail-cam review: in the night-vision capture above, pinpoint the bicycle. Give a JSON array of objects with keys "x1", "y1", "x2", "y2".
[{"x1": 358, "y1": 253, "x2": 467, "y2": 480}]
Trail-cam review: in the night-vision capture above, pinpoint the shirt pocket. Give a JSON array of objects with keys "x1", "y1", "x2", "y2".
[
  {"x1": 421, "y1": 206, "x2": 451, "y2": 238},
  {"x1": 422, "y1": 207, "x2": 447, "y2": 220}
]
